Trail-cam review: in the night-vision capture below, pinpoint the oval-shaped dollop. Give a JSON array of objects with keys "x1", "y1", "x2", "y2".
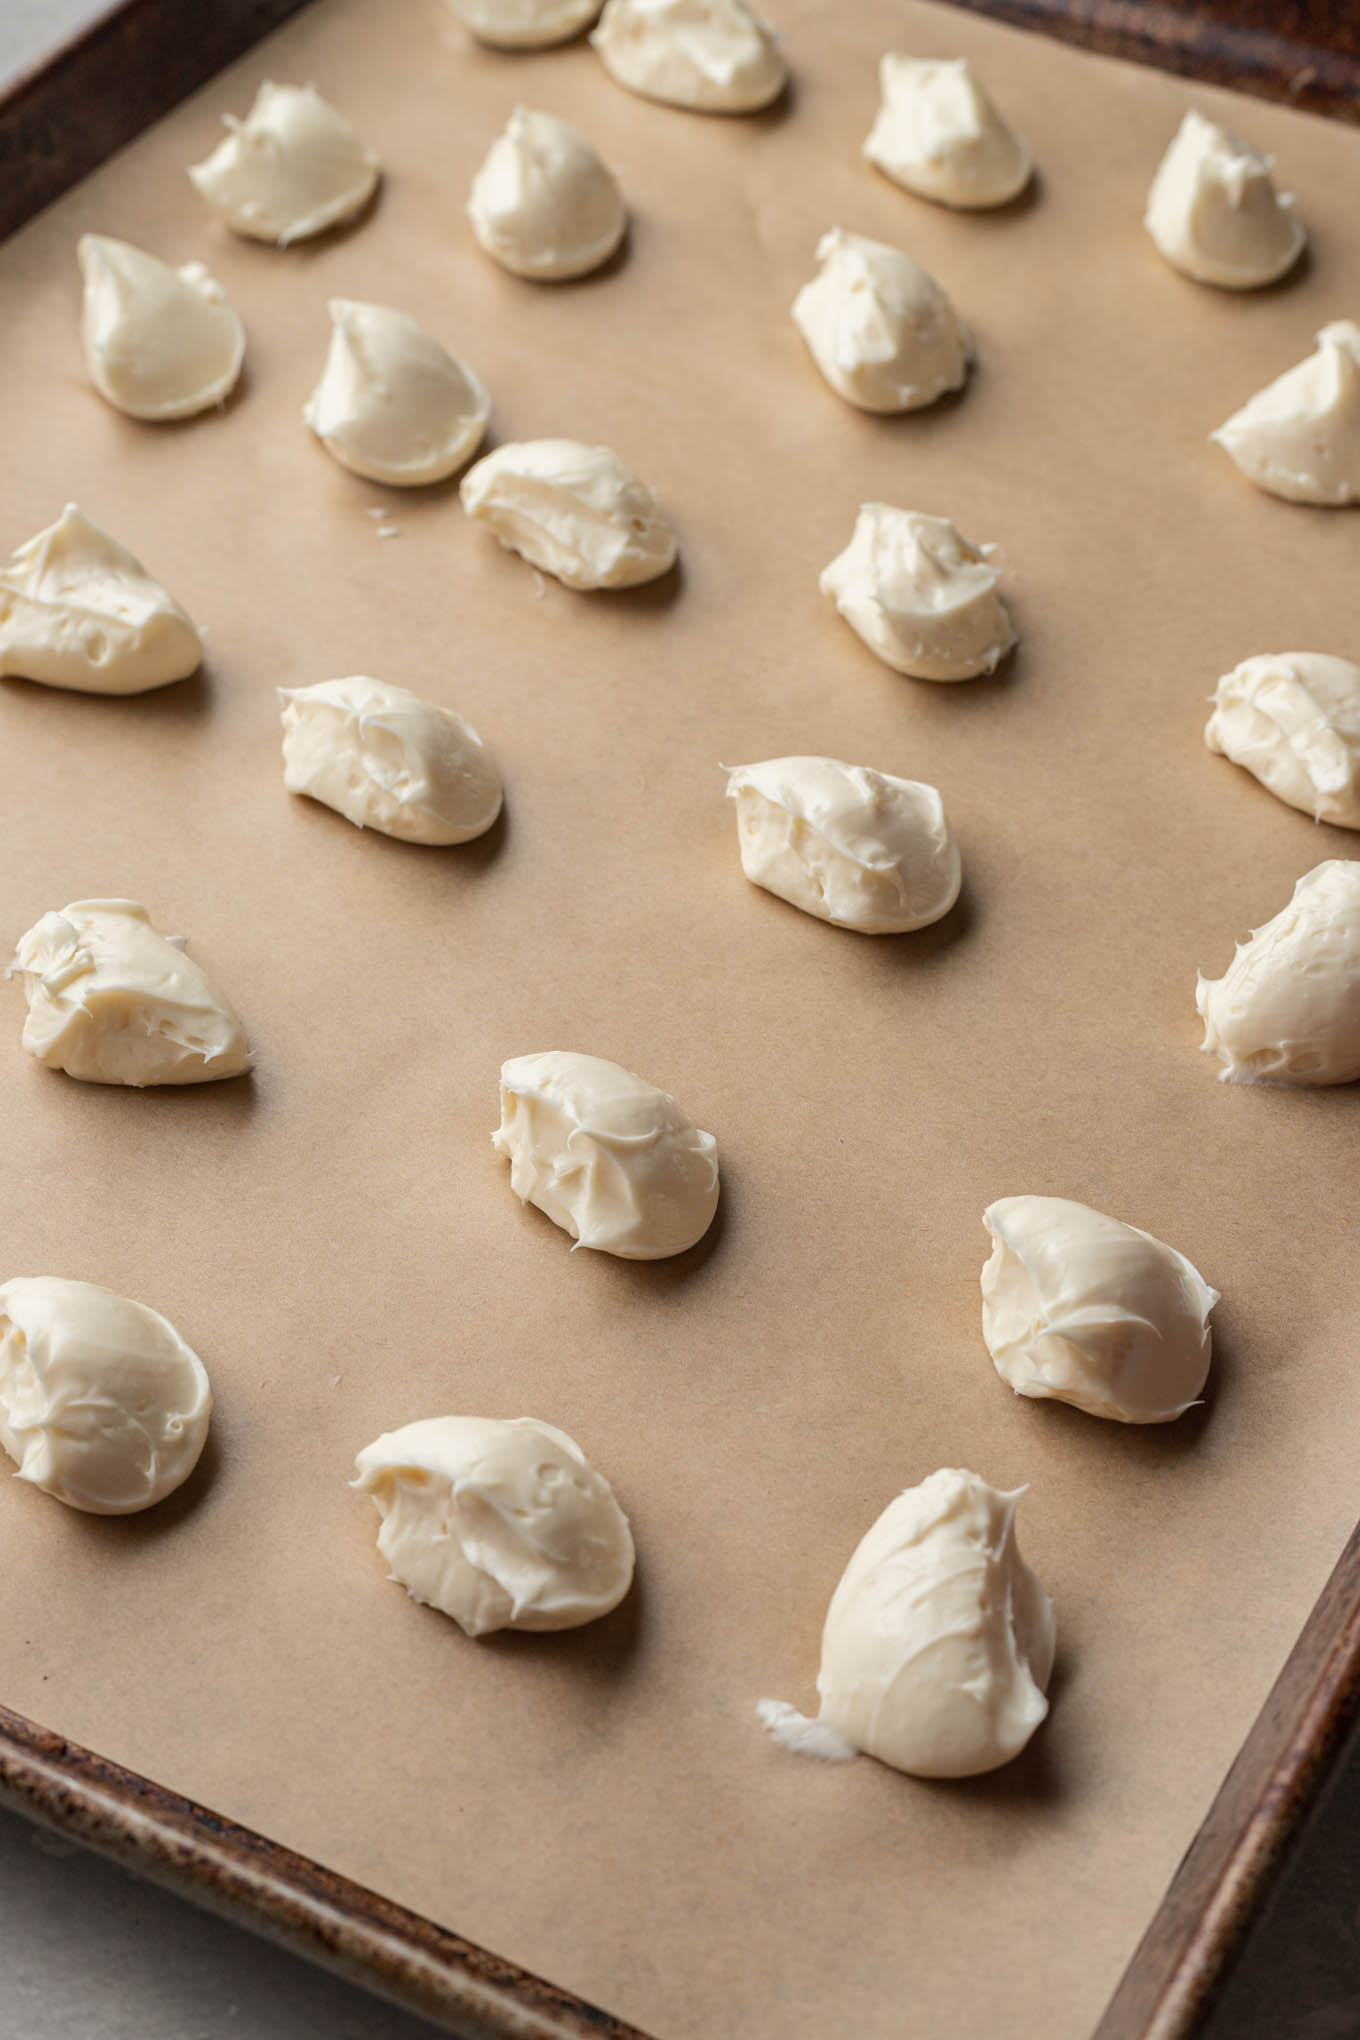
[
  {"x1": 353, "y1": 1414, "x2": 634, "y2": 1636},
  {"x1": 0, "y1": 505, "x2": 201, "y2": 694},
  {"x1": 468, "y1": 107, "x2": 626, "y2": 281},
  {"x1": 10, "y1": 899, "x2": 251, "y2": 1087},
  {"x1": 0, "y1": 1277, "x2": 212, "y2": 1514},
  {"x1": 981, "y1": 1196, "x2": 1218, "y2": 1424},
  {"x1": 303, "y1": 300, "x2": 489, "y2": 486},
  {"x1": 1212, "y1": 322, "x2": 1360, "y2": 506},
  {"x1": 460, "y1": 439, "x2": 676, "y2": 590},
  {"x1": 820, "y1": 504, "x2": 1014, "y2": 680},
  {"x1": 78, "y1": 234, "x2": 244, "y2": 422},
  {"x1": 280, "y1": 676, "x2": 502, "y2": 844},
  {"x1": 864, "y1": 56, "x2": 1031, "y2": 210},
  {"x1": 1145, "y1": 110, "x2": 1303, "y2": 290},
  {"x1": 591, "y1": 0, "x2": 785, "y2": 112},
  {"x1": 792, "y1": 228, "x2": 969, "y2": 414},
  {"x1": 188, "y1": 80, "x2": 380, "y2": 243},
  {"x1": 725, "y1": 756, "x2": 961, "y2": 933},
  {"x1": 1206, "y1": 652, "x2": 1360, "y2": 829},
  {"x1": 493, "y1": 1050, "x2": 719, "y2": 1258},
  {"x1": 446, "y1": 0, "x2": 602, "y2": 46},
  {"x1": 1197, "y1": 860, "x2": 1360, "y2": 1085}
]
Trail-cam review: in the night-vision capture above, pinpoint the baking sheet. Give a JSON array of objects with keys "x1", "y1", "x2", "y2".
[{"x1": 0, "y1": 3, "x2": 1358, "y2": 2035}]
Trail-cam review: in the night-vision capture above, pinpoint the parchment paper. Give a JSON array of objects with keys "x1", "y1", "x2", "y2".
[{"x1": 1, "y1": 4, "x2": 1358, "y2": 2035}]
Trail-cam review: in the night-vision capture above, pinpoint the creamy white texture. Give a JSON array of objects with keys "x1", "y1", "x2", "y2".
[
  {"x1": 446, "y1": 0, "x2": 601, "y2": 45},
  {"x1": 821, "y1": 505, "x2": 1014, "y2": 680},
  {"x1": 1197, "y1": 860, "x2": 1360, "y2": 1085},
  {"x1": 353, "y1": 1415, "x2": 634, "y2": 1636},
  {"x1": 725, "y1": 756, "x2": 961, "y2": 933},
  {"x1": 0, "y1": 506, "x2": 201, "y2": 694},
  {"x1": 1206, "y1": 653, "x2": 1360, "y2": 829},
  {"x1": 791, "y1": 229, "x2": 969, "y2": 414},
  {"x1": 981, "y1": 1196, "x2": 1218, "y2": 1424},
  {"x1": 78, "y1": 235, "x2": 244, "y2": 422},
  {"x1": 0, "y1": 1277, "x2": 211, "y2": 1515},
  {"x1": 493, "y1": 1050, "x2": 719, "y2": 1258},
  {"x1": 864, "y1": 57, "x2": 1030, "y2": 209},
  {"x1": 188, "y1": 81, "x2": 380, "y2": 243},
  {"x1": 1212, "y1": 322, "x2": 1360, "y2": 506},
  {"x1": 303, "y1": 300, "x2": 489, "y2": 486},
  {"x1": 280, "y1": 676, "x2": 502, "y2": 844},
  {"x1": 468, "y1": 107, "x2": 626, "y2": 281},
  {"x1": 460, "y1": 439, "x2": 676, "y2": 589},
  {"x1": 591, "y1": 0, "x2": 786, "y2": 112},
  {"x1": 10, "y1": 900, "x2": 251, "y2": 1087},
  {"x1": 1145, "y1": 110, "x2": 1303, "y2": 290}
]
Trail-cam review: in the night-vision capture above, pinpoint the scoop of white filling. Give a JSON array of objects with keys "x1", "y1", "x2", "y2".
[
  {"x1": 303, "y1": 300, "x2": 489, "y2": 486},
  {"x1": 792, "y1": 228, "x2": 969, "y2": 414},
  {"x1": 280, "y1": 676, "x2": 502, "y2": 844},
  {"x1": 9, "y1": 899, "x2": 251, "y2": 1087},
  {"x1": 864, "y1": 56, "x2": 1030, "y2": 210},
  {"x1": 981, "y1": 1196, "x2": 1217, "y2": 1424},
  {"x1": 445, "y1": 0, "x2": 601, "y2": 46},
  {"x1": 78, "y1": 234, "x2": 244, "y2": 422},
  {"x1": 725, "y1": 756, "x2": 961, "y2": 933},
  {"x1": 188, "y1": 80, "x2": 380, "y2": 244},
  {"x1": 353, "y1": 1415, "x2": 634, "y2": 1636},
  {"x1": 821, "y1": 504, "x2": 1014, "y2": 681},
  {"x1": 493, "y1": 1050, "x2": 719, "y2": 1258},
  {"x1": 1145, "y1": 110, "x2": 1303, "y2": 290},
  {"x1": 460, "y1": 439, "x2": 676, "y2": 590},
  {"x1": 468, "y1": 107, "x2": 626, "y2": 281},
  {"x1": 0, "y1": 1276, "x2": 212, "y2": 1514},
  {"x1": 1212, "y1": 322, "x2": 1360, "y2": 506},
  {"x1": 1197, "y1": 860, "x2": 1360, "y2": 1085},
  {"x1": 590, "y1": 0, "x2": 786, "y2": 113},
  {"x1": 1206, "y1": 652, "x2": 1360, "y2": 829},
  {"x1": 0, "y1": 505, "x2": 201, "y2": 694}
]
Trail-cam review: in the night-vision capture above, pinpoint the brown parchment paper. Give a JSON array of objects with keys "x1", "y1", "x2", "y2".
[{"x1": 1, "y1": 3, "x2": 1359, "y2": 2034}]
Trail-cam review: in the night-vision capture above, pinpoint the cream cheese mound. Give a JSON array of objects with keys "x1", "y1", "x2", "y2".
[
  {"x1": 1206, "y1": 653, "x2": 1360, "y2": 829},
  {"x1": 981, "y1": 1196, "x2": 1218, "y2": 1424},
  {"x1": 792, "y1": 228, "x2": 969, "y2": 414},
  {"x1": 0, "y1": 506, "x2": 201, "y2": 694},
  {"x1": 280, "y1": 676, "x2": 502, "y2": 844},
  {"x1": 760, "y1": 1469, "x2": 1055, "y2": 1779},
  {"x1": 446, "y1": 0, "x2": 601, "y2": 45},
  {"x1": 725, "y1": 756, "x2": 961, "y2": 933},
  {"x1": 303, "y1": 300, "x2": 489, "y2": 486},
  {"x1": 1197, "y1": 860, "x2": 1360, "y2": 1085},
  {"x1": 1212, "y1": 322, "x2": 1360, "y2": 506},
  {"x1": 78, "y1": 234, "x2": 244, "y2": 421},
  {"x1": 821, "y1": 505, "x2": 1014, "y2": 680},
  {"x1": 460, "y1": 439, "x2": 676, "y2": 589},
  {"x1": 468, "y1": 107, "x2": 626, "y2": 281},
  {"x1": 10, "y1": 900, "x2": 251, "y2": 1087},
  {"x1": 493, "y1": 1050, "x2": 719, "y2": 1258},
  {"x1": 591, "y1": 0, "x2": 785, "y2": 112},
  {"x1": 354, "y1": 1415, "x2": 634, "y2": 1635},
  {"x1": 864, "y1": 56, "x2": 1031, "y2": 210},
  {"x1": 0, "y1": 1277, "x2": 211, "y2": 1514},
  {"x1": 1145, "y1": 110, "x2": 1304, "y2": 290},
  {"x1": 188, "y1": 81, "x2": 380, "y2": 244}
]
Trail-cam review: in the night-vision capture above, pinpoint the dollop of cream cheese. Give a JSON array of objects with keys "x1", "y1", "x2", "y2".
[
  {"x1": 280, "y1": 676, "x2": 502, "y2": 844},
  {"x1": 353, "y1": 1414, "x2": 634, "y2": 1636},
  {"x1": 792, "y1": 228, "x2": 969, "y2": 413},
  {"x1": 188, "y1": 80, "x2": 380, "y2": 244},
  {"x1": 78, "y1": 234, "x2": 244, "y2": 422},
  {"x1": 1145, "y1": 109, "x2": 1304, "y2": 290},
  {"x1": 1197, "y1": 860, "x2": 1360, "y2": 1085},
  {"x1": 760, "y1": 1469, "x2": 1055, "y2": 1779},
  {"x1": 460, "y1": 439, "x2": 676, "y2": 589},
  {"x1": 10, "y1": 900, "x2": 251, "y2": 1087},
  {"x1": 591, "y1": 0, "x2": 786, "y2": 112},
  {"x1": 1212, "y1": 322, "x2": 1360, "y2": 506},
  {"x1": 0, "y1": 1276, "x2": 211, "y2": 1514},
  {"x1": 821, "y1": 504, "x2": 1014, "y2": 680},
  {"x1": 446, "y1": 0, "x2": 601, "y2": 45},
  {"x1": 493, "y1": 1050, "x2": 719, "y2": 1258},
  {"x1": 1206, "y1": 652, "x2": 1360, "y2": 829},
  {"x1": 303, "y1": 300, "x2": 489, "y2": 486},
  {"x1": 725, "y1": 756, "x2": 961, "y2": 933},
  {"x1": 981, "y1": 1196, "x2": 1218, "y2": 1424},
  {"x1": 864, "y1": 56, "x2": 1031, "y2": 210},
  {"x1": 468, "y1": 107, "x2": 626, "y2": 282},
  {"x1": 0, "y1": 505, "x2": 201, "y2": 694}
]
